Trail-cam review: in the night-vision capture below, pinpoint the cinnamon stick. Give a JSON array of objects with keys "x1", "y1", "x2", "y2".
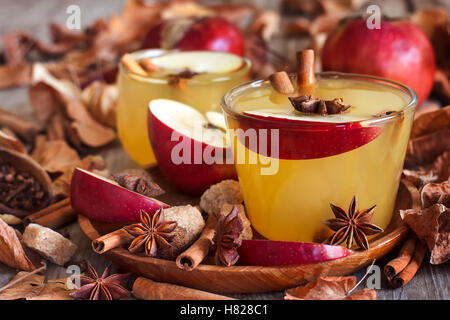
[
  {"x1": 139, "y1": 58, "x2": 158, "y2": 73},
  {"x1": 384, "y1": 234, "x2": 417, "y2": 280},
  {"x1": 390, "y1": 240, "x2": 427, "y2": 288},
  {"x1": 92, "y1": 229, "x2": 133, "y2": 254},
  {"x1": 132, "y1": 277, "x2": 234, "y2": 300},
  {"x1": 121, "y1": 53, "x2": 147, "y2": 76},
  {"x1": 296, "y1": 49, "x2": 315, "y2": 97},
  {"x1": 0, "y1": 108, "x2": 41, "y2": 142},
  {"x1": 23, "y1": 198, "x2": 76, "y2": 229},
  {"x1": 176, "y1": 216, "x2": 217, "y2": 271},
  {"x1": 269, "y1": 71, "x2": 295, "y2": 95}
]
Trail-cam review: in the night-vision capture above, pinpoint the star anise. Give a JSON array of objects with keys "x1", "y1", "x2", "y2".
[
  {"x1": 322, "y1": 196, "x2": 383, "y2": 250},
  {"x1": 112, "y1": 170, "x2": 164, "y2": 197},
  {"x1": 70, "y1": 262, "x2": 130, "y2": 300},
  {"x1": 289, "y1": 95, "x2": 351, "y2": 115},
  {"x1": 215, "y1": 206, "x2": 244, "y2": 266},
  {"x1": 123, "y1": 208, "x2": 177, "y2": 257}
]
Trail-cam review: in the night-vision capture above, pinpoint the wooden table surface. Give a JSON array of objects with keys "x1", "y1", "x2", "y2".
[{"x1": 0, "y1": 0, "x2": 448, "y2": 300}]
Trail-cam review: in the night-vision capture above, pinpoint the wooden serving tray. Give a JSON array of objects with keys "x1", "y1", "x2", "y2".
[{"x1": 78, "y1": 168, "x2": 415, "y2": 294}]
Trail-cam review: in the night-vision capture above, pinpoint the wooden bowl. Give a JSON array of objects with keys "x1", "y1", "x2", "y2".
[
  {"x1": 78, "y1": 178, "x2": 417, "y2": 294},
  {"x1": 0, "y1": 147, "x2": 53, "y2": 217}
]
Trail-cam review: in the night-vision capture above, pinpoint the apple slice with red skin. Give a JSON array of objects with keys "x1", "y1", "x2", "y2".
[
  {"x1": 237, "y1": 239, "x2": 351, "y2": 266},
  {"x1": 148, "y1": 99, "x2": 237, "y2": 195},
  {"x1": 233, "y1": 111, "x2": 382, "y2": 159},
  {"x1": 70, "y1": 168, "x2": 169, "y2": 222}
]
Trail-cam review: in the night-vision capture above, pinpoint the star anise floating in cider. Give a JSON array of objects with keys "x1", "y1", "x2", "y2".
[
  {"x1": 289, "y1": 95, "x2": 351, "y2": 115},
  {"x1": 123, "y1": 208, "x2": 177, "y2": 257},
  {"x1": 322, "y1": 196, "x2": 383, "y2": 250},
  {"x1": 70, "y1": 262, "x2": 130, "y2": 300}
]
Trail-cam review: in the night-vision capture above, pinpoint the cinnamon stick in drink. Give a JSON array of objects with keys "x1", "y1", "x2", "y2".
[
  {"x1": 23, "y1": 198, "x2": 76, "y2": 229},
  {"x1": 176, "y1": 216, "x2": 217, "y2": 271},
  {"x1": 296, "y1": 49, "x2": 315, "y2": 97},
  {"x1": 132, "y1": 277, "x2": 234, "y2": 300},
  {"x1": 384, "y1": 234, "x2": 417, "y2": 280},
  {"x1": 390, "y1": 240, "x2": 427, "y2": 288},
  {"x1": 92, "y1": 229, "x2": 133, "y2": 254}
]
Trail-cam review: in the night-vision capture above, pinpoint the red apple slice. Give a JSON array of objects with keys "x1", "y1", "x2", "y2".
[
  {"x1": 236, "y1": 110, "x2": 382, "y2": 160},
  {"x1": 148, "y1": 99, "x2": 236, "y2": 195},
  {"x1": 237, "y1": 239, "x2": 351, "y2": 266},
  {"x1": 70, "y1": 168, "x2": 169, "y2": 222}
]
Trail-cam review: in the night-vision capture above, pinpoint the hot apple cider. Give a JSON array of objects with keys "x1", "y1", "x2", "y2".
[
  {"x1": 117, "y1": 50, "x2": 251, "y2": 166},
  {"x1": 222, "y1": 72, "x2": 416, "y2": 243}
]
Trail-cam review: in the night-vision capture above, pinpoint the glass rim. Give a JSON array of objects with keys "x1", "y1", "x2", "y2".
[
  {"x1": 221, "y1": 71, "x2": 418, "y2": 127},
  {"x1": 119, "y1": 49, "x2": 252, "y2": 84}
]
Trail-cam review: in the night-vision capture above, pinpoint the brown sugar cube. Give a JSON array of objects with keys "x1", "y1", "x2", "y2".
[
  {"x1": 158, "y1": 205, "x2": 205, "y2": 260},
  {"x1": 219, "y1": 204, "x2": 253, "y2": 240},
  {"x1": 200, "y1": 180, "x2": 244, "y2": 217},
  {"x1": 22, "y1": 224, "x2": 77, "y2": 265}
]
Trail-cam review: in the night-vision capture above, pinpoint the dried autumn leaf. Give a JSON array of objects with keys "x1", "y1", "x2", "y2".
[
  {"x1": 65, "y1": 99, "x2": 116, "y2": 147},
  {"x1": 414, "y1": 103, "x2": 440, "y2": 119},
  {"x1": 0, "y1": 218, "x2": 36, "y2": 271},
  {"x1": 434, "y1": 70, "x2": 450, "y2": 104},
  {"x1": 405, "y1": 129, "x2": 450, "y2": 167},
  {"x1": 161, "y1": 1, "x2": 214, "y2": 20},
  {"x1": 81, "y1": 81, "x2": 118, "y2": 128},
  {"x1": 0, "y1": 129, "x2": 25, "y2": 153},
  {"x1": 0, "y1": 272, "x2": 73, "y2": 300},
  {"x1": 52, "y1": 155, "x2": 107, "y2": 198},
  {"x1": 410, "y1": 105, "x2": 450, "y2": 139},
  {"x1": 248, "y1": 10, "x2": 280, "y2": 41},
  {"x1": 31, "y1": 135, "x2": 80, "y2": 173},
  {"x1": 420, "y1": 181, "x2": 450, "y2": 209},
  {"x1": 403, "y1": 151, "x2": 450, "y2": 187},
  {"x1": 411, "y1": 8, "x2": 447, "y2": 39},
  {"x1": 0, "y1": 63, "x2": 31, "y2": 89},
  {"x1": 401, "y1": 204, "x2": 449, "y2": 265},
  {"x1": 284, "y1": 276, "x2": 376, "y2": 300}
]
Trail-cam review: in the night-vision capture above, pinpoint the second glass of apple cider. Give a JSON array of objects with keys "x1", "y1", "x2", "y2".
[
  {"x1": 117, "y1": 50, "x2": 251, "y2": 166},
  {"x1": 222, "y1": 73, "x2": 417, "y2": 243}
]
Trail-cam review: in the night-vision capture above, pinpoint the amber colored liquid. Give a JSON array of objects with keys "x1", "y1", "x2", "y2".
[
  {"x1": 225, "y1": 78, "x2": 415, "y2": 242},
  {"x1": 117, "y1": 53, "x2": 250, "y2": 166}
]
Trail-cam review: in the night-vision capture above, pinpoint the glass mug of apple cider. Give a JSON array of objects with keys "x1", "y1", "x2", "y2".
[
  {"x1": 117, "y1": 49, "x2": 251, "y2": 166},
  {"x1": 221, "y1": 72, "x2": 417, "y2": 243}
]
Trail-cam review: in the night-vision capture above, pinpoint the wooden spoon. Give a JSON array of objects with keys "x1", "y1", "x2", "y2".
[{"x1": 0, "y1": 147, "x2": 53, "y2": 217}]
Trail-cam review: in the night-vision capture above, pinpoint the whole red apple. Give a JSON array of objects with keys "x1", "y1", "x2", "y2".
[
  {"x1": 142, "y1": 17, "x2": 245, "y2": 56},
  {"x1": 322, "y1": 18, "x2": 435, "y2": 106}
]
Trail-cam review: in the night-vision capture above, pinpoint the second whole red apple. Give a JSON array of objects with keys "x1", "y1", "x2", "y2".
[{"x1": 322, "y1": 18, "x2": 436, "y2": 106}]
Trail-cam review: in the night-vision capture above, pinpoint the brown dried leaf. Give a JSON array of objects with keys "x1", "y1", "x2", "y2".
[
  {"x1": 0, "y1": 129, "x2": 25, "y2": 153},
  {"x1": 421, "y1": 181, "x2": 450, "y2": 209},
  {"x1": 248, "y1": 10, "x2": 280, "y2": 41},
  {"x1": 405, "y1": 129, "x2": 450, "y2": 167},
  {"x1": 284, "y1": 276, "x2": 376, "y2": 300},
  {"x1": 0, "y1": 218, "x2": 36, "y2": 271},
  {"x1": 0, "y1": 63, "x2": 31, "y2": 89},
  {"x1": 410, "y1": 105, "x2": 450, "y2": 139},
  {"x1": 401, "y1": 204, "x2": 449, "y2": 265},
  {"x1": 433, "y1": 70, "x2": 450, "y2": 104},
  {"x1": 81, "y1": 81, "x2": 117, "y2": 128},
  {"x1": 65, "y1": 99, "x2": 116, "y2": 147},
  {"x1": 52, "y1": 155, "x2": 107, "y2": 198},
  {"x1": 411, "y1": 8, "x2": 447, "y2": 39},
  {"x1": 161, "y1": 1, "x2": 214, "y2": 20},
  {"x1": 0, "y1": 272, "x2": 73, "y2": 300},
  {"x1": 31, "y1": 135, "x2": 80, "y2": 173},
  {"x1": 403, "y1": 151, "x2": 450, "y2": 187}
]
